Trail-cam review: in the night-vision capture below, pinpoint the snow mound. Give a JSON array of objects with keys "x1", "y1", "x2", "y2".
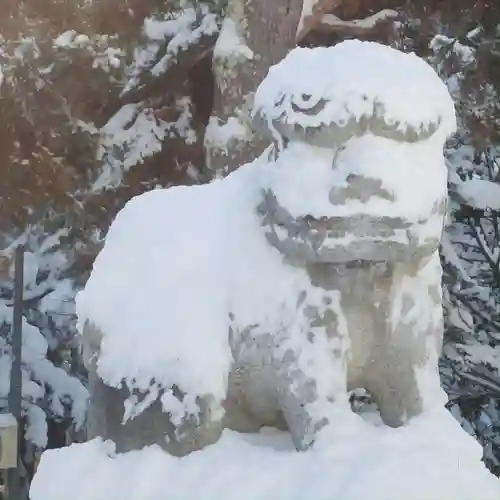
[
  {"x1": 253, "y1": 40, "x2": 456, "y2": 143},
  {"x1": 30, "y1": 409, "x2": 500, "y2": 500}
]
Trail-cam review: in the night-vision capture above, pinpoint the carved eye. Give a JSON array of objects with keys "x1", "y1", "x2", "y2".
[{"x1": 274, "y1": 94, "x2": 286, "y2": 107}]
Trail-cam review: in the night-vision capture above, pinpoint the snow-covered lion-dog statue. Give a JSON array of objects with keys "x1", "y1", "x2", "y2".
[{"x1": 78, "y1": 40, "x2": 456, "y2": 455}]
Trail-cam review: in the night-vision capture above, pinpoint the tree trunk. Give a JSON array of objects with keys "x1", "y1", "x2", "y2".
[{"x1": 205, "y1": 0, "x2": 304, "y2": 174}]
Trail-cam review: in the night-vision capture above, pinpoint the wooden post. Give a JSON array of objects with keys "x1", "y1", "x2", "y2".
[{"x1": 6, "y1": 245, "x2": 24, "y2": 500}]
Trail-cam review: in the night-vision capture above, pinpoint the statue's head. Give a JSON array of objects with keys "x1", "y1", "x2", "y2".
[
  {"x1": 252, "y1": 41, "x2": 456, "y2": 266},
  {"x1": 252, "y1": 40, "x2": 456, "y2": 149}
]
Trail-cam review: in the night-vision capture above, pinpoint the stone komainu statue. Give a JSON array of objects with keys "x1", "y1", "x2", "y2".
[{"x1": 81, "y1": 40, "x2": 456, "y2": 455}]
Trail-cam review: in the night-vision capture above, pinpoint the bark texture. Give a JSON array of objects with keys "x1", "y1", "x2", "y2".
[{"x1": 206, "y1": 0, "x2": 304, "y2": 174}]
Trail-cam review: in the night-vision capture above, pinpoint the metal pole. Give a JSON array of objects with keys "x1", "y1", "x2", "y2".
[{"x1": 7, "y1": 245, "x2": 24, "y2": 500}]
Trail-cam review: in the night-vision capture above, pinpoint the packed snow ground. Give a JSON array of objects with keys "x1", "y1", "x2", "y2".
[{"x1": 31, "y1": 408, "x2": 500, "y2": 500}]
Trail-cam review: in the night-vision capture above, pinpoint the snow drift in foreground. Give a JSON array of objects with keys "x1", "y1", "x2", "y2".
[{"x1": 31, "y1": 409, "x2": 500, "y2": 500}]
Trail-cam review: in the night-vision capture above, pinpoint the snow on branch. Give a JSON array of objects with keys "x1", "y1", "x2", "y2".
[
  {"x1": 94, "y1": 97, "x2": 197, "y2": 191},
  {"x1": 123, "y1": 4, "x2": 219, "y2": 96},
  {"x1": 297, "y1": 2, "x2": 399, "y2": 42},
  {"x1": 318, "y1": 9, "x2": 399, "y2": 35},
  {"x1": 296, "y1": 0, "x2": 342, "y2": 42},
  {"x1": 455, "y1": 177, "x2": 500, "y2": 211}
]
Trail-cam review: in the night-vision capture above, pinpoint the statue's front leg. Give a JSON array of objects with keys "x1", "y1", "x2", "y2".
[
  {"x1": 275, "y1": 288, "x2": 351, "y2": 450},
  {"x1": 364, "y1": 343, "x2": 425, "y2": 427}
]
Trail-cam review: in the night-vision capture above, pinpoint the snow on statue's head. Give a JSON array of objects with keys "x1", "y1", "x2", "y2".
[
  {"x1": 252, "y1": 40, "x2": 456, "y2": 266},
  {"x1": 252, "y1": 40, "x2": 456, "y2": 148}
]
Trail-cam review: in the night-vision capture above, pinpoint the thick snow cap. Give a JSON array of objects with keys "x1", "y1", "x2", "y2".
[{"x1": 252, "y1": 40, "x2": 457, "y2": 146}]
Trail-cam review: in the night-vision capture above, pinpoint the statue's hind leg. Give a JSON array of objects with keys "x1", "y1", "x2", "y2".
[
  {"x1": 365, "y1": 264, "x2": 446, "y2": 427},
  {"x1": 87, "y1": 370, "x2": 224, "y2": 456}
]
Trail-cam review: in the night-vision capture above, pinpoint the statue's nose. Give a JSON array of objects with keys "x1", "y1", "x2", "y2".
[{"x1": 329, "y1": 174, "x2": 395, "y2": 206}]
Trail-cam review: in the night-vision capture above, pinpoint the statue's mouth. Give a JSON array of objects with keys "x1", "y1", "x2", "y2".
[
  {"x1": 257, "y1": 187, "x2": 412, "y2": 240},
  {"x1": 256, "y1": 188, "x2": 415, "y2": 265}
]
